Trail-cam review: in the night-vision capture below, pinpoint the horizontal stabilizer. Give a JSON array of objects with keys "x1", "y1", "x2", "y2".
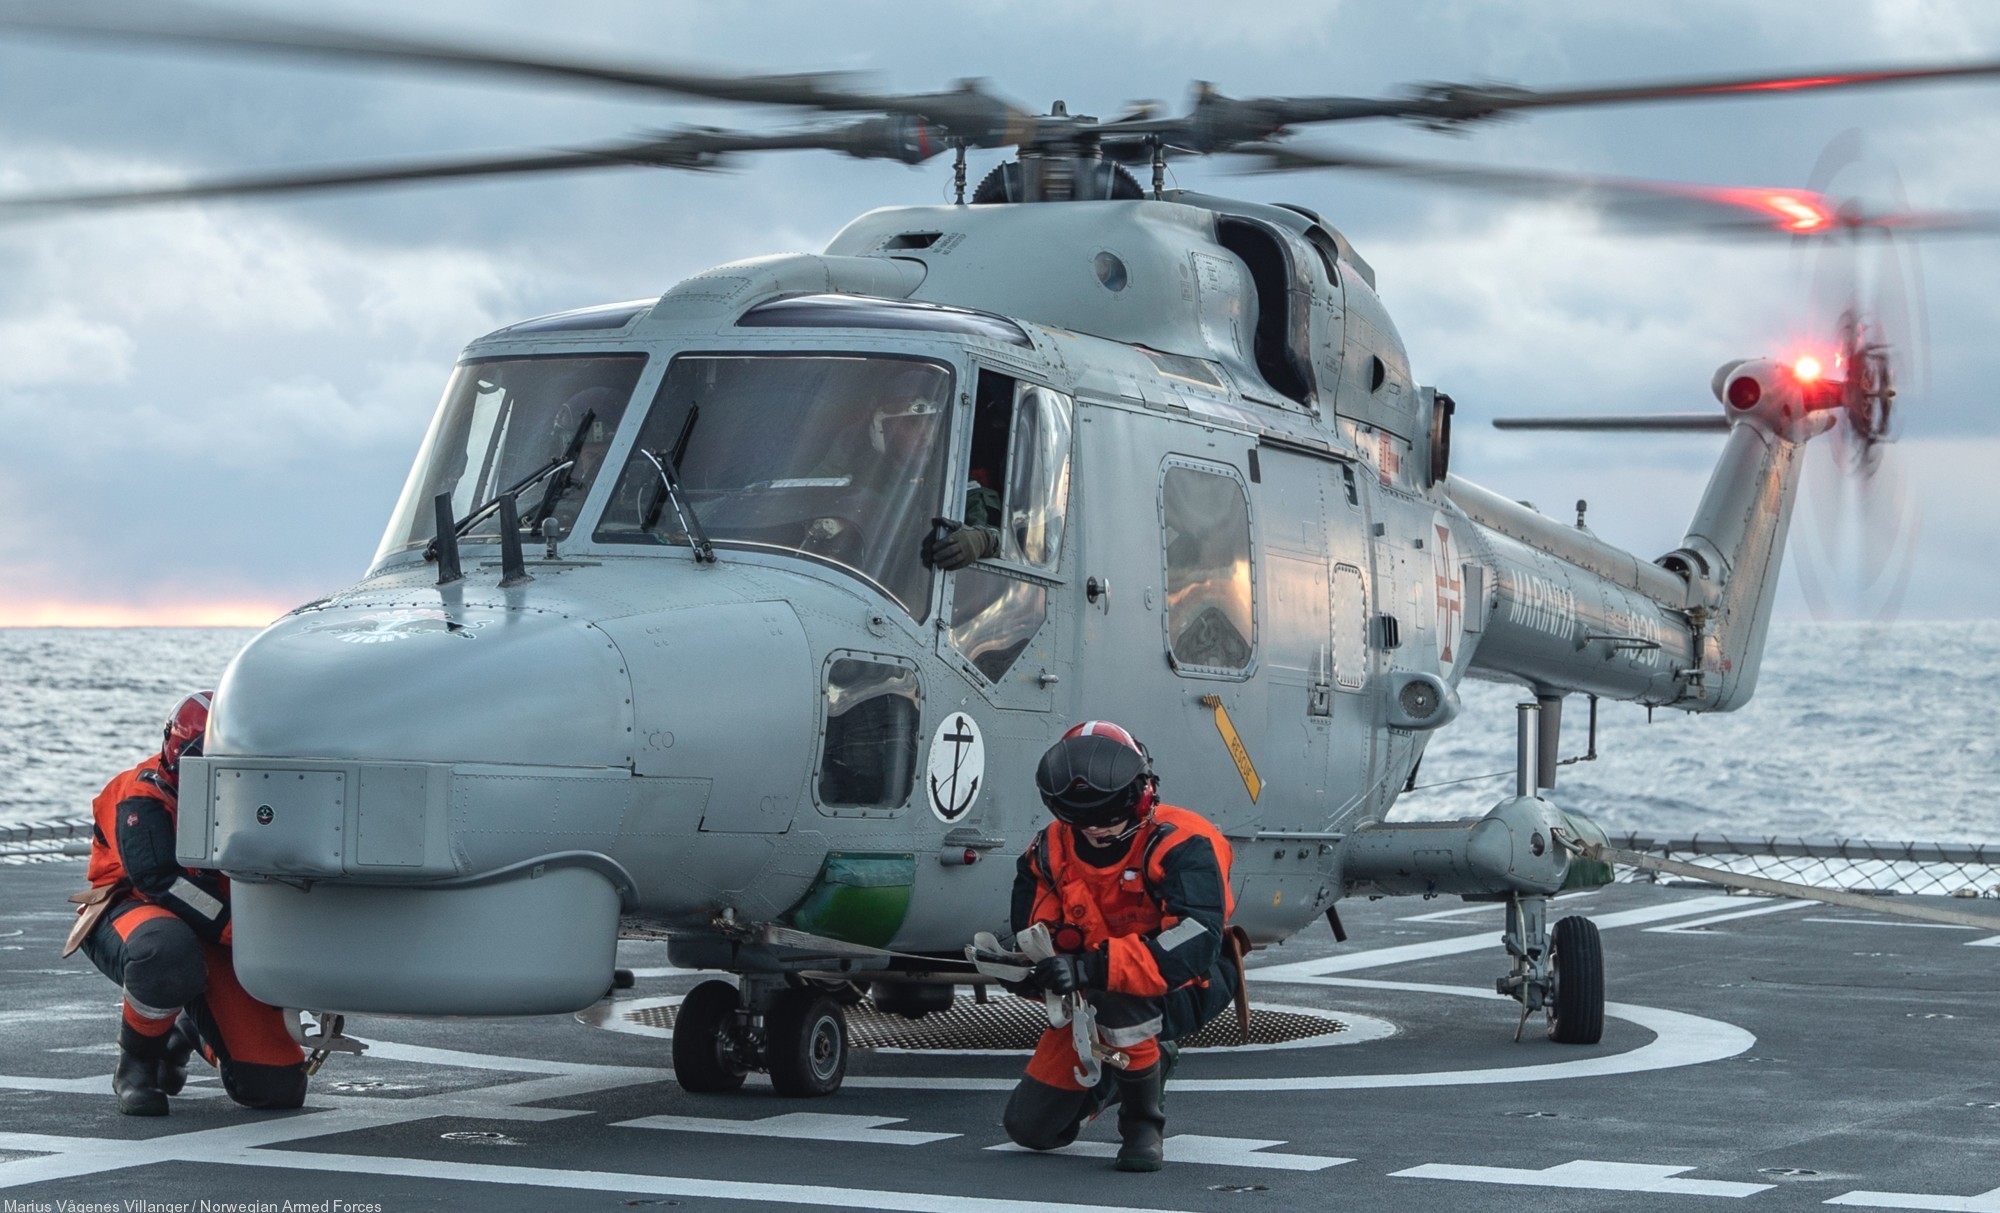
[{"x1": 1493, "y1": 413, "x2": 1729, "y2": 432}]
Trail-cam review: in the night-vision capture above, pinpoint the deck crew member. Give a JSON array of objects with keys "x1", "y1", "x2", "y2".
[
  {"x1": 67, "y1": 691, "x2": 308, "y2": 1116},
  {"x1": 1002, "y1": 721, "x2": 1241, "y2": 1172}
]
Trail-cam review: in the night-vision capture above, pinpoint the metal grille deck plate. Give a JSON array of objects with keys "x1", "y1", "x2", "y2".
[{"x1": 624, "y1": 996, "x2": 1348, "y2": 1050}]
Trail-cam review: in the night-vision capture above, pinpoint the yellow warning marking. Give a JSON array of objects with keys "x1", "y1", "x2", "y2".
[{"x1": 1200, "y1": 695, "x2": 1262, "y2": 803}]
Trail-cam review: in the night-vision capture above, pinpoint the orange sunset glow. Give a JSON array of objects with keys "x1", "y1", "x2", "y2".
[{"x1": 0, "y1": 599, "x2": 290, "y2": 628}]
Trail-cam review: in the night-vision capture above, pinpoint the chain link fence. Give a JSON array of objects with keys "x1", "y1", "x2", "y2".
[
  {"x1": 1607, "y1": 833, "x2": 2000, "y2": 899},
  {"x1": 0, "y1": 818, "x2": 92, "y2": 865}
]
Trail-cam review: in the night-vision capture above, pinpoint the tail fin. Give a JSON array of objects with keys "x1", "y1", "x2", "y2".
[{"x1": 1657, "y1": 359, "x2": 1834, "y2": 711}]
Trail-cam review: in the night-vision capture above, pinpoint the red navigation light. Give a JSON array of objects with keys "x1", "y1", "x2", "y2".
[
  {"x1": 1766, "y1": 194, "x2": 1830, "y2": 232},
  {"x1": 1793, "y1": 355, "x2": 1824, "y2": 383},
  {"x1": 1726, "y1": 376, "x2": 1762, "y2": 410}
]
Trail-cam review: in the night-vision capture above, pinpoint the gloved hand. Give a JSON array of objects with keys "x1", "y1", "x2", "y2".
[
  {"x1": 1031, "y1": 949, "x2": 1106, "y2": 996},
  {"x1": 921, "y1": 518, "x2": 1000, "y2": 570}
]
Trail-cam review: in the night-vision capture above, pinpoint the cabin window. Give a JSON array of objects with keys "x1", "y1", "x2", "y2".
[
  {"x1": 1332, "y1": 563, "x2": 1367, "y2": 689},
  {"x1": 817, "y1": 656, "x2": 922, "y2": 809},
  {"x1": 594, "y1": 354, "x2": 953, "y2": 622},
  {"x1": 1160, "y1": 461, "x2": 1256, "y2": 675},
  {"x1": 376, "y1": 353, "x2": 646, "y2": 564}
]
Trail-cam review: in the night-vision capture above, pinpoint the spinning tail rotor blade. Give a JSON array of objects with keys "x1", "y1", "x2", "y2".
[{"x1": 1790, "y1": 132, "x2": 1926, "y2": 621}]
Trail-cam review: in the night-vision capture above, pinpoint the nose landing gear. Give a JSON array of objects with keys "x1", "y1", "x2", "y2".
[{"x1": 670, "y1": 977, "x2": 850, "y2": 1097}]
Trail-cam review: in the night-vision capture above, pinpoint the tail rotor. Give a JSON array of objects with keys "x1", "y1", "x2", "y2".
[{"x1": 1791, "y1": 131, "x2": 1924, "y2": 622}]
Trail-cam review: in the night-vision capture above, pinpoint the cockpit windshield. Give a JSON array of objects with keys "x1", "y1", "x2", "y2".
[
  {"x1": 595, "y1": 355, "x2": 952, "y2": 620},
  {"x1": 376, "y1": 354, "x2": 645, "y2": 563}
]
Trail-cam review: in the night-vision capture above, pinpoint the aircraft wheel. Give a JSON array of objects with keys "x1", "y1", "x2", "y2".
[
  {"x1": 766, "y1": 990, "x2": 848, "y2": 1098},
  {"x1": 672, "y1": 980, "x2": 749, "y2": 1093},
  {"x1": 1545, "y1": 915, "x2": 1605, "y2": 1045}
]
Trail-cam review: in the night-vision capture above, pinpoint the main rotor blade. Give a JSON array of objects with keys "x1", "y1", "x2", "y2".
[
  {"x1": 0, "y1": 3, "x2": 1041, "y2": 148},
  {"x1": 1493, "y1": 415, "x2": 1730, "y2": 432},
  {"x1": 1401, "y1": 59, "x2": 2000, "y2": 127},
  {"x1": 1239, "y1": 143, "x2": 2000, "y2": 237},
  {"x1": 1153, "y1": 59, "x2": 2000, "y2": 151},
  {"x1": 0, "y1": 121, "x2": 941, "y2": 218},
  {"x1": 0, "y1": 1, "x2": 861, "y2": 110}
]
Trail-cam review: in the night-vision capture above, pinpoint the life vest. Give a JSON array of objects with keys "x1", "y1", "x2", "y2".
[
  {"x1": 86, "y1": 755, "x2": 176, "y2": 890},
  {"x1": 1025, "y1": 802, "x2": 1236, "y2": 960}
]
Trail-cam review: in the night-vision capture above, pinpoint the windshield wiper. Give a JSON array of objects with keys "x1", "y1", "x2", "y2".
[
  {"x1": 425, "y1": 410, "x2": 595, "y2": 561},
  {"x1": 524, "y1": 409, "x2": 598, "y2": 532},
  {"x1": 638, "y1": 404, "x2": 714, "y2": 563},
  {"x1": 640, "y1": 447, "x2": 715, "y2": 564}
]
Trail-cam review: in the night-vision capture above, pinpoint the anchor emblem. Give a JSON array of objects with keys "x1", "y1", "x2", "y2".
[{"x1": 927, "y1": 713, "x2": 984, "y2": 822}]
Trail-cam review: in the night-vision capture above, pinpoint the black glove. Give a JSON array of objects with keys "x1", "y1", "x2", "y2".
[
  {"x1": 921, "y1": 517, "x2": 1000, "y2": 570},
  {"x1": 1031, "y1": 949, "x2": 1106, "y2": 996}
]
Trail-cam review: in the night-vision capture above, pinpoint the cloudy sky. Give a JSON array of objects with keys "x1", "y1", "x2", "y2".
[{"x1": 0, "y1": 0, "x2": 1994, "y2": 625}]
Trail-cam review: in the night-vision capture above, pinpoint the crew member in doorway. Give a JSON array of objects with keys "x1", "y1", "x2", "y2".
[
  {"x1": 65, "y1": 691, "x2": 309, "y2": 1116},
  {"x1": 921, "y1": 373, "x2": 1009, "y2": 570},
  {"x1": 1002, "y1": 721, "x2": 1243, "y2": 1172}
]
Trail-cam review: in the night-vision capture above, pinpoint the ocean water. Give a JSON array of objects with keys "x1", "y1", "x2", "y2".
[{"x1": 2, "y1": 622, "x2": 1994, "y2": 843}]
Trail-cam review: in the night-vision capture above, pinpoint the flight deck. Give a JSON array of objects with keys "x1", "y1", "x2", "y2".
[{"x1": 4, "y1": 861, "x2": 1998, "y2": 1213}]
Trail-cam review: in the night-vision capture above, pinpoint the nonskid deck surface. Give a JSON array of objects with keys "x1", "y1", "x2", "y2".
[{"x1": 5, "y1": 863, "x2": 1999, "y2": 1213}]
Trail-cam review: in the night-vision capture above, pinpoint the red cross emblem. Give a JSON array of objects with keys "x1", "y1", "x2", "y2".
[{"x1": 1433, "y1": 522, "x2": 1462, "y2": 665}]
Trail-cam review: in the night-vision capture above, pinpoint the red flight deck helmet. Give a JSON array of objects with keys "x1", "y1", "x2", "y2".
[
  {"x1": 160, "y1": 690, "x2": 214, "y2": 777},
  {"x1": 1034, "y1": 720, "x2": 1157, "y2": 834}
]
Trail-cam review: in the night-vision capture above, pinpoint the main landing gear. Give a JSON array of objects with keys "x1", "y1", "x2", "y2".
[
  {"x1": 1497, "y1": 892, "x2": 1604, "y2": 1044},
  {"x1": 672, "y1": 977, "x2": 850, "y2": 1097}
]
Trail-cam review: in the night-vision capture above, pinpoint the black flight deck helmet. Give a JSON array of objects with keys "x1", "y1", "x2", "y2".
[{"x1": 1034, "y1": 720, "x2": 1157, "y2": 830}]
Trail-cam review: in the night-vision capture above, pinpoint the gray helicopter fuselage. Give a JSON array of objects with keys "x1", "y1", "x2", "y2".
[{"x1": 176, "y1": 194, "x2": 1797, "y2": 1019}]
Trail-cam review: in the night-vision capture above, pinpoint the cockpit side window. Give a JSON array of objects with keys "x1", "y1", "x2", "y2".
[
  {"x1": 944, "y1": 370, "x2": 1074, "y2": 684},
  {"x1": 960, "y1": 370, "x2": 1074, "y2": 571}
]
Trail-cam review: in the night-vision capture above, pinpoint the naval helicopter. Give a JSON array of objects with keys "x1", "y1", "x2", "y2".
[{"x1": 6, "y1": 6, "x2": 1997, "y2": 1098}]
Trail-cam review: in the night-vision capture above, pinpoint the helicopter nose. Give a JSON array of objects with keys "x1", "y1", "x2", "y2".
[
  {"x1": 210, "y1": 603, "x2": 635, "y2": 768},
  {"x1": 186, "y1": 597, "x2": 821, "y2": 1016}
]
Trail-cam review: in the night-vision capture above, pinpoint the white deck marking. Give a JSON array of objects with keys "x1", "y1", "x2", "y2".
[
  {"x1": 1646, "y1": 900, "x2": 1810, "y2": 933},
  {"x1": 201, "y1": 1146, "x2": 1206, "y2": 1213},
  {"x1": 1828, "y1": 1183, "x2": 2000, "y2": 1209},
  {"x1": 615, "y1": 1111, "x2": 959, "y2": 1145},
  {"x1": 1168, "y1": 981, "x2": 1753, "y2": 1091},
  {"x1": 846, "y1": 979, "x2": 1754, "y2": 1093},
  {"x1": 1964, "y1": 936, "x2": 2000, "y2": 948},
  {"x1": 1801, "y1": 917, "x2": 1979, "y2": 931},
  {"x1": 1400, "y1": 892, "x2": 1598, "y2": 922},
  {"x1": 1252, "y1": 895, "x2": 1743, "y2": 979},
  {"x1": 987, "y1": 1134, "x2": 1350, "y2": 1171},
  {"x1": 0, "y1": 1042, "x2": 673, "y2": 1190},
  {"x1": 1392, "y1": 1159, "x2": 1771, "y2": 1197},
  {"x1": 1398, "y1": 903, "x2": 1506, "y2": 922}
]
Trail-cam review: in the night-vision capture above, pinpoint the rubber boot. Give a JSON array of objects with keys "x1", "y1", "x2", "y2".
[
  {"x1": 114, "y1": 1024, "x2": 170, "y2": 1117},
  {"x1": 1112, "y1": 1062, "x2": 1166, "y2": 1172},
  {"x1": 158, "y1": 1015, "x2": 197, "y2": 1097}
]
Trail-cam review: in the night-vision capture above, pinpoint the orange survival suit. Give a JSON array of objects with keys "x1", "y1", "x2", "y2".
[
  {"x1": 1000, "y1": 723, "x2": 1242, "y2": 1173},
  {"x1": 72, "y1": 697, "x2": 305, "y2": 1115}
]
